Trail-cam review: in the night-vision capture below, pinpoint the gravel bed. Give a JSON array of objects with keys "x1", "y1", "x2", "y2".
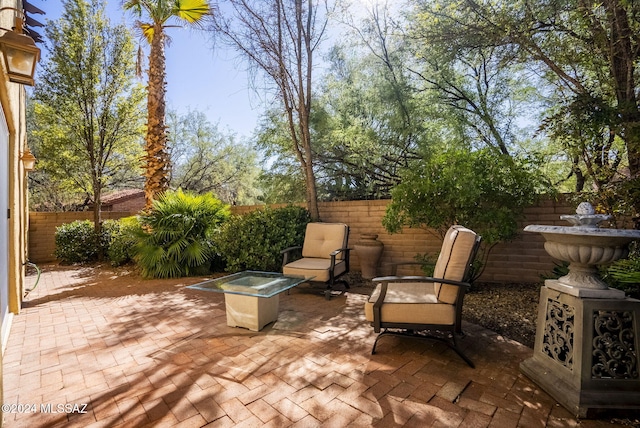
[{"x1": 464, "y1": 282, "x2": 540, "y2": 348}]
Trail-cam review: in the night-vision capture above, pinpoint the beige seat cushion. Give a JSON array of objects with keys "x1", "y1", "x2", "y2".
[
  {"x1": 283, "y1": 223, "x2": 349, "y2": 282},
  {"x1": 363, "y1": 282, "x2": 456, "y2": 326},
  {"x1": 283, "y1": 258, "x2": 347, "y2": 282}
]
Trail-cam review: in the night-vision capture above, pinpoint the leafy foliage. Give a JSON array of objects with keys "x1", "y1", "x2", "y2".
[
  {"x1": 602, "y1": 243, "x2": 640, "y2": 299},
  {"x1": 408, "y1": 0, "x2": 640, "y2": 216},
  {"x1": 106, "y1": 217, "x2": 142, "y2": 267},
  {"x1": 54, "y1": 220, "x2": 102, "y2": 263},
  {"x1": 54, "y1": 218, "x2": 140, "y2": 265},
  {"x1": 604, "y1": 258, "x2": 640, "y2": 298},
  {"x1": 254, "y1": 111, "x2": 308, "y2": 204},
  {"x1": 214, "y1": 206, "x2": 311, "y2": 272},
  {"x1": 133, "y1": 190, "x2": 230, "y2": 278},
  {"x1": 413, "y1": 252, "x2": 437, "y2": 277},
  {"x1": 167, "y1": 109, "x2": 261, "y2": 205},
  {"x1": 30, "y1": 0, "x2": 145, "y2": 214},
  {"x1": 213, "y1": 0, "x2": 328, "y2": 219},
  {"x1": 383, "y1": 148, "x2": 548, "y2": 247},
  {"x1": 541, "y1": 261, "x2": 570, "y2": 282},
  {"x1": 311, "y1": 29, "x2": 424, "y2": 199}
]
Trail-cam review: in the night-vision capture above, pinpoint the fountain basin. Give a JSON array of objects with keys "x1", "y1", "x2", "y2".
[{"x1": 524, "y1": 224, "x2": 640, "y2": 298}]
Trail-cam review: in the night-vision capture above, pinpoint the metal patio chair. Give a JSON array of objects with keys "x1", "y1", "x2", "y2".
[
  {"x1": 364, "y1": 225, "x2": 481, "y2": 367},
  {"x1": 282, "y1": 222, "x2": 351, "y2": 299}
]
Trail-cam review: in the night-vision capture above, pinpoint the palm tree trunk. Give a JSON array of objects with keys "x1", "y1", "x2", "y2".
[{"x1": 144, "y1": 25, "x2": 170, "y2": 210}]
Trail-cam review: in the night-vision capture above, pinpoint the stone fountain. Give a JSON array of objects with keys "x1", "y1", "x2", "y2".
[{"x1": 520, "y1": 202, "x2": 640, "y2": 417}]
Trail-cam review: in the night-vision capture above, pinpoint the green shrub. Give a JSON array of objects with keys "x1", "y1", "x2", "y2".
[
  {"x1": 215, "y1": 205, "x2": 311, "y2": 272},
  {"x1": 54, "y1": 220, "x2": 99, "y2": 263},
  {"x1": 541, "y1": 261, "x2": 570, "y2": 281},
  {"x1": 382, "y1": 148, "x2": 548, "y2": 280},
  {"x1": 383, "y1": 148, "x2": 545, "y2": 245},
  {"x1": 106, "y1": 217, "x2": 141, "y2": 267},
  {"x1": 134, "y1": 190, "x2": 231, "y2": 278},
  {"x1": 413, "y1": 252, "x2": 436, "y2": 277},
  {"x1": 602, "y1": 243, "x2": 640, "y2": 298}
]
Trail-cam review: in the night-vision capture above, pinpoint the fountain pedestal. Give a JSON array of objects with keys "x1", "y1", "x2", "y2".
[
  {"x1": 520, "y1": 203, "x2": 640, "y2": 417},
  {"x1": 520, "y1": 283, "x2": 640, "y2": 417}
]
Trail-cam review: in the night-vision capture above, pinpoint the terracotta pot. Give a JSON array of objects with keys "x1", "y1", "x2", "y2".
[{"x1": 355, "y1": 234, "x2": 384, "y2": 279}]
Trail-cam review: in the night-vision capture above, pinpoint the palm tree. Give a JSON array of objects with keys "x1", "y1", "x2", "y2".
[{"x1": 124, "y1": 0, "x2": 212, "y2": 210}]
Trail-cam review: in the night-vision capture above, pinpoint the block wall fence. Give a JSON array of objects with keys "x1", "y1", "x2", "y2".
[{"x1": 28, "y1": 198, "x2": 577, "y2": 283}]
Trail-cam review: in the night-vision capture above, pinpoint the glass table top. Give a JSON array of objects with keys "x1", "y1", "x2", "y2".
[{"x1": 187, "y1": 271, "x2": 312, "y2": 298}]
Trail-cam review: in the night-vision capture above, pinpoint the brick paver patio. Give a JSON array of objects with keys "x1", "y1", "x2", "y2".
[{"x1": 2, "y1": 264, "x2": 632, "y2": 427}]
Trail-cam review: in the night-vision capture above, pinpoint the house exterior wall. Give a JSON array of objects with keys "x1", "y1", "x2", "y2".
[
  {"x1": 28, "y1": 197, "x2": 577, "y2": 284},
  {"x1": 1, "y1": 1, "x2": 35, "y2": 425},
  {"x1": 95, "y1": 189, "x2": 146, "y2": 212},
  {"x1": 109, "y1": 197, "x2": 145, "y2": 212}
]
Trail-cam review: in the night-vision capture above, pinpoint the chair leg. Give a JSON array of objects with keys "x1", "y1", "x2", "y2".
[
  {"x1": 371, "y1": 329, "x2": 474, "y2": 368},
  {"x1": 324, "y1": 279, "x2": 349, "y2": 300},
  {"x1": 371, "y1": 330, "x2": 391, "y2": 355},
  {"x1": 334, "y1": 279, "x2": 350, "y2": 289},
  {"x1": 450, "y1": 333, "x2": 475, "y2": 368}
]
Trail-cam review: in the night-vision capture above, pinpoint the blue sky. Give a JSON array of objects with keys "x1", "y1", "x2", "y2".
[{"x1": 31, "y1": 0, "x2": 261, "y2": 139}]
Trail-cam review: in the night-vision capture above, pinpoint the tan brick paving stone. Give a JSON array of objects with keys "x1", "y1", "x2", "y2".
[{"x1": 3, "y1": 264, "x2": 632, "y2": 427}]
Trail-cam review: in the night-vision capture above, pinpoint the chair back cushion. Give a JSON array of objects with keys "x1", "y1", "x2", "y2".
[
  {"x1": 433, "y1": 225, "x2": 478, "y2": 304},
  {"x1": 301, "y1": 223, "x2": 349, "y2": 260}
]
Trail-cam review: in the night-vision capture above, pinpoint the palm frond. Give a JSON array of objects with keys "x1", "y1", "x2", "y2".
[
  {"x1": 174, "y1": 0, "x2": 211, "y2": 24},
  {"x1": 133, "y1": 190, "x2": 230, "y2": 278},
  {"x1": 140, "y1": 23, "x2": 155, "y2": 44}
]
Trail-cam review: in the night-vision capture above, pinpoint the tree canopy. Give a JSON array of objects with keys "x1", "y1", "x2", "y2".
[
  {"x1": 213, "y1": 0, "x2": 330, "y2": 220},
  {"x1": 408, "y1": 0, "x2": 640, "y2": 220},
  {"x1": 167, "y1": 110, "x2": 262, "y2": 205},
  {"x1": 30, "y1": 0, "x2": 640, "y2": 235},
  {"x1": 30, "y1": 0, "x2": 145, "y2": 225}
]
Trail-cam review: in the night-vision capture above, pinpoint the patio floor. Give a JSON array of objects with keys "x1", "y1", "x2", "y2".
[{"x1": 2, "y1": 264, "x2": 633, "y2": 427}]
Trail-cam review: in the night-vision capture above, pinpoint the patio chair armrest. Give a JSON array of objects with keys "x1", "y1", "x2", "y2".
[
  {"x1": 281, "y1": 246, "x2": 302, "y2": 266},
  {"x1": 281, "y1": 245, "x2": 302, "y2": 254},
  {"x1": 372, "y1": 275, "x2": 470, "y2": 289},
  {"x1": 329, "y1": 247, "x2": 351, "y2": 257},
  {"x1": 329, "y1": 247, "x2": 351, "y2": 270},
  {"x1": 371, "y1": 281, "x2": 389, "y2": 332}
]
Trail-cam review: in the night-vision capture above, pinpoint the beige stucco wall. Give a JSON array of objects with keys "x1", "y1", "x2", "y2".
[
  {"x1": 0, "y1": 0, "x2": 32, "y2": 309},
  {"x1": 1, "y1": 1, "x2": 35, "y2": 425},
  {"x1": 29, "y1": 197, "x2": 576, "y2": 284}
]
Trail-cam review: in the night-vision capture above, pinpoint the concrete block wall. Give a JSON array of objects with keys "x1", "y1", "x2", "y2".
[
  {"x1": 314, "y1": 199, "x2": 574, "y2": 282},
  {"x1": 482, "y1": 199, "x2": 575, "y2": 283},
  {"x1": 315, "y1": 200, "x2": 441, "y2": 277},
  {"x1": 28, "y1": 211, "x2": 135, "y2": 263},
  {"x1": 28, "y1": 197, "x2": 578, "y2": 283},
  {"x1": 227, "y1": 198, "x2": 575, "y2": 283}
]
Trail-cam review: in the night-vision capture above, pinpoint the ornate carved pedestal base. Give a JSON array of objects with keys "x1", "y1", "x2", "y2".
[{"x1": 520, "y1": 281, "x2": 640, "y2": 418}]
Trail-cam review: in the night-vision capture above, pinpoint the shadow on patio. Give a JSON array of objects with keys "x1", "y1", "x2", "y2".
[{"x1": 3, "y1": 264, "x2": 633, "y2": 427}]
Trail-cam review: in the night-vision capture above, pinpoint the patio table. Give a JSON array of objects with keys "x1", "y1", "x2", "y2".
[{"x1": 187, "y1": 271, "x2": 311, "y2": 331}]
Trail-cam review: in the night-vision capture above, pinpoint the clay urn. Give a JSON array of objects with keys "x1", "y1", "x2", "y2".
[{"x1": 355, "y1": 233, "x2": 384, "y2": 279}]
